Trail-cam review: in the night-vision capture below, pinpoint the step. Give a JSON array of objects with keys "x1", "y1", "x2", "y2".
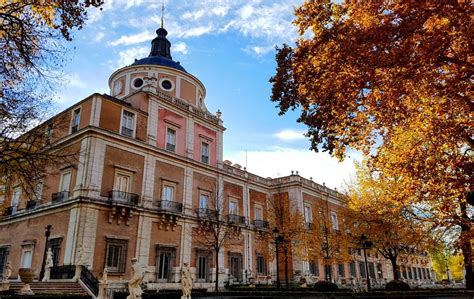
[{"x1": 8, "y1": 281, "x2": 88, "y2": 295}]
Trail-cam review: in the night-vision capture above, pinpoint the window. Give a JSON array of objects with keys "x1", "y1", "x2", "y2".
[
  {"x1": 156, "y1": 246, "x2": 176, "y2": 282},
  {"x1": 21, "y1": 250, "x2": 33, "y2": 268},
  {"x1": 349, "y1": 261, "x2": 356, "y2": 277},
  {"x1": 160, "y1": 79, "x2": 174, "y2": 91},
  {"x1": 368, "y1": 262, "x2": 376, "y2": 278},
  {"x1": 254, "y1": 205, "x2": 263, "y2": 220},
  {"x1": 304, "y1": 204, "x2": 312, "y2": 223},
  {"x1": 377, "y1": 263, "x2": 383, "y2": 279},
  {"x1": 338, "y1": 263, "x2": 345, "y2": 277},
  {"x1": 196, "y1": 251, "x2": 209, "y2": 282},
  {"x1": 359, "y1": 262, "x2": 366, "y2": 278},
  {"x1": 166, "y1": 128, "x2": 176, "y2": 152},
  {"x1": 229, "y1": 253, "x2": 242, "y2": 281},
  {"x1": 418, "y1": 267, "x2": 422, "y2": 280},
  {"x1": 408, "y1": 266, "x2": 413, "y2": 279},
  {"x1": 201, "y1": 142, "x2": 209, "y2": 164},
  {"x1": 71, "y1": 108, "x2": 80, "y2": 133},
  {"x1": 34, "y1": 181, "x2": 43, "y2": 201},
  {"x1": 48, "y1": 238, "x2": 62, "y2": 268},
  {"x1": 324, "y1": 265, "x2": 332, "y2": 281},
  {"x1": 121, "y1": 110, "x2": 135, "y2": 137},
  {"x1": 229, "y1": 200, "x2": 238, "y2": 215},
  {"x1": 309, "y1": 260, "x2": 319, "y2": 276},
  {"x1": 114, "y1": 171, "x2": 131, "y2": 193},
  {"x1": 11, "y1": 187, "x2": 21, "y2": 213},
  {"x1": 0, "y1": 246, "x2": 10, "y2": 274},
  {"x1": 413, "y1": 266, "x2": 418, "y2": 279},
  {"x1": 105, "y1": 239, "x2": 128, "y2": 273},
  {"x1": 162, "y1": 185, "x2": 174, "y2": 201},
  {"x1": 256, "y1": 254, "x2": 266, "y2": 275},
  {"x1": 199, "y1": 193, "x2": 209, "y2": 209},
  {"x1": 46, "y1": 124, "x2": 53, "y2": 144},
  {"x1": 330, "y1": 211, "x2": 339, "y2": 230},
  {"x1": 132, "y1": 78, "x2": 143, "y2": 89},
  {"x1": 60, "y1": 171, "x2": 71, "y2": 192}
]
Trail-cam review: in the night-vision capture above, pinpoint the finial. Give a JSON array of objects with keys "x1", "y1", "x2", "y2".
[{"x1": 161, "y1": 0, "x2": 165, "y2": 28}]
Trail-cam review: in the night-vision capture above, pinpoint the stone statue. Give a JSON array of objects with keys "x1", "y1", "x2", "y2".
[
  {"x1": 2, "y1": 260, "x2": 12, "y2": 281},
  {"x1": 127, "y1": 257, "x2": 143, "y2": 299},
  {"x1": 103, "y1": 265, "x2": 108, "y2": 282},
  {"x1": 181, "y1": 263, "x2": 193, "y2": 299},
  {"x1": 42, "y1": 248, "x2": 53, "y2": 281}
]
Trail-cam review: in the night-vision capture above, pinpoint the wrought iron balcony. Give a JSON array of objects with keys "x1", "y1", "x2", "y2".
[
  {"x1": 253, "y1": 219, "x2": 269, "y2": 229},
  {"x1": 305, "y1": 222, "x2": 314, "y2": 230},
  {"x1": 108, "y1": 190, "x2": 139, "y2": 205},
  {"x1": 3, "y1": 206, "x2": 13, "y2": 216},
  {"x1": 26, "y1": 200, "x2": 38, "y2": 210},
  {"x1": 52, "y1": 191, "x2": 69, "y2": 203},
  {"x1": 196, "y1": 208, "x2": 218, "y2": 220},
  {"x1": 227, "y1": 214, "x2": 246, "y2": 225},
  {"x1": 157, "y1": 200, "x2": 183, "y2": 214}
]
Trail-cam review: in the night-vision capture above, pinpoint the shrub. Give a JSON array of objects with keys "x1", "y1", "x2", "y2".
[
  {"x1": 313, "y1": 280, "x2": 338, "y2": 292},
  {"x1": 385, "y1": 279, "x2": 411, "y2": 291}
]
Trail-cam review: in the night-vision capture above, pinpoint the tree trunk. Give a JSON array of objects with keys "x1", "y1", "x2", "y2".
[
  {"x1": 284, "y1": 249, "x2": 289, "y2": 289},
  {"x1": 215, "y1": 248, "x2": 219, "y2": 292},
  {"x1": 460, "y1": 202, "x2": 474, "y2": 289},
  {"x1": 389, "y1": 256, "x2": 398, "y2": 280}
]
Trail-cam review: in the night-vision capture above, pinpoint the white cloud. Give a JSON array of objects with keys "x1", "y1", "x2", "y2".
[
  {"x1": 109, "y1": 31, "x2": 154, "y2": 46},
  {"x1": 94, "y1": 31, "x2": 105, "y2": 42},
  {"x1": 112, "y1": 46, "x2": 149, "y2": 69},
  {"x1": 176, "y1": 25, "x2": 214, "y2": 38},
  {"x1": 243, "y1": 45, "x2": 275, "y2": 56},
  {"x1": 225, "y1": 148, "x2": 358, "y2": 190},
  {"x1": 64, "y1": 73, "x2": 86, "y2": 88},
  {"x1": 173, "y1": 42, "x2": 188, "y2": 54},
  {"x1": 274, "y1": 129, "x2": 306, "y2": 141}
]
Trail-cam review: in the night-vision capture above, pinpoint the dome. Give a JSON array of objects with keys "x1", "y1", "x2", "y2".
[
  {"x1": 132, "y1": 56, "x2": 187, "y2": 72},
  {"x1": 130, "y1": 26, "x2": 187, "y2": 73}
]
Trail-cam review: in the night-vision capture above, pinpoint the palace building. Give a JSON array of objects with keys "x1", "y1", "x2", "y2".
[{"x1": 0, "y1": 25, "x2": 434, "y2": 296}]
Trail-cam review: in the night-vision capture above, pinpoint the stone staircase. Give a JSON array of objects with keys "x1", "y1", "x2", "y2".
[{"x1": 8, "y1": 281, "x2": 90, "y2": 296}]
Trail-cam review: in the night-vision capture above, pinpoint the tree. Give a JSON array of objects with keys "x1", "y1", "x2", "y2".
[
  {"x1": 267, "y1": 191, "x2": 305, "y2": 288},
  {"x1": 194, "y1": 179, "x2": 243, "y2": 291},
  {"x1": 347, "y1": 162, "x2": 435, "y2": 281},
  {"x1": 305, "y1": 195, "x2": 350, "y2": 282},
  {"x1": 270, "y1": 0, "x2": 473, "y2": 287},
  {"x1": 1, "y1": 1, "x2": 103, "y2": 196}
]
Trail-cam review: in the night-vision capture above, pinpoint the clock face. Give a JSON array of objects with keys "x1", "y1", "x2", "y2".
[{"x1": 113, "y1": 81, "x2": 122, "y2": 95}]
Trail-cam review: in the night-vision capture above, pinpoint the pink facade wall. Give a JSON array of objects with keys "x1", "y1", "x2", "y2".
[
  {"x1": 193, "y1": 123, "x2": 217, "y2": 167},
  {"x1": 157, "y1": 108, "x2": 187, "y2": 156}
]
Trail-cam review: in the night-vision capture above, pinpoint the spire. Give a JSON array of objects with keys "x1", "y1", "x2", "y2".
[
  {"x1": 149, "y1": 2, "x2": 172, "y2": 60},
  {"x1": 161, "y1": 0, "x2": 164, "y2": 28}
]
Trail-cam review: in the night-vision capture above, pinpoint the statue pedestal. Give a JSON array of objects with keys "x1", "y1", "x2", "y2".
[
  {"x1": 73, "y1": 265, "x2": 82, "y2": 282},
  {"x1": 19, "y1": 283, "x2": 34, "y2": 295},
  {"x1": 1, "y1": 281, "x2": 9, "y2": 291},
  {"x1": 181, "y1": 296, "x2": 191, "y2": 299},
  {"x1": 42, "y1": 267, "x2": 51, "y2": 282},
  {"x1": 97, "y1": 282, "x2": 108, "y2": 299}
]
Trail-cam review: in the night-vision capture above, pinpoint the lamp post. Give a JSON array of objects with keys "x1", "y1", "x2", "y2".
[
  {"x1": 360, "y1": 234, "x2": 373, "y2": 292},
  {"x1": 39, "y1": 225, "x2": 52, "y2": 280},
  {"x1": 273, "y1": 227, "x2": 284, "y2": 290}
]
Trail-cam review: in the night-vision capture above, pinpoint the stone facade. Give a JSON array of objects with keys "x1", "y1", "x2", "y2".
[{"x1": 0, "y1": 27, "x2": 434, "y2": 292}]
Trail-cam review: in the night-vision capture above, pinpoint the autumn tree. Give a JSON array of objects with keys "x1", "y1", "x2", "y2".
[
  {"x1": 270, "y1": 0, "x2": 473, "y2": 288},
  {"x1": 305, "y1": 196, "x2": 350, "y2": 281},
  {"x1": 194, "y1": 179, "x2": 243, "y2": 291},
  {"x1": 1, "y1": 1, "x2": 103, "y2": 196},
  {"x1": 347, "y1": 163, "x2": 435, "y2": 281},
  {"x1": 267, "y1": 191, "x2": 305, "y2": 288}
]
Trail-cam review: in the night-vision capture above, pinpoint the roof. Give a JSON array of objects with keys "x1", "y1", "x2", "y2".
[{"x1": 131, "y1": 56, "x2": 187, "y2": 73}]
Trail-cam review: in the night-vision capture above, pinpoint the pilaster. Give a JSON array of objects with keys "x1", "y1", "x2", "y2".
[
  {"x1": 136, "y1": 215, "x2": 152, "y2": 265},
  {"x1": 73, "y1": 137, "x2": 105, "y2": 199},
  {"x1": 90, "y1": 96, "x2": 102, "y2": 127},
  {"x1": 186, "y1": 117, "x2": 194, "y2": 159},
  {"x1": 183, "y1": 167, "x2": 193, "y2": 213},
  {"x1": 64, "y1": 207, "x2": 80, "y2": 264},
  {"x1": 147, "y1": 98, "x2": 159, "y2": 145},
  {"x1": 141, "y1": 154, "x2": 155, "y2": 208}
]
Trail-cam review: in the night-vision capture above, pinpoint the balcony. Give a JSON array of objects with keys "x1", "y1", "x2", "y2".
[
  {"x1": 71, "y1": 125, "x2": 78, "y2": 133},
  {"x1": 52, "y1": 191, "x2": 69, "y2": 203},
  {"x1": 305, "y1": 222, "x2": 314, "y2": 230},
  {"x1": 26, "y1": 200, "x2": 38, "y2": 210},
  {"x1": 227, "y1": 214, "x2": 246, "y2": 225},
  {"x1": 3, "y1": 207, "x2": 13, "y2": 216},
  {"x1": 108, "y1": 190, "x2": 139, "y2": 205},
  {"x1": 196, "y1": 208, "x2": 218, "y2": 220},
  {"x1": 157, "y1": 200, "x2": 183, "y2": 214},
  {"x1": 121, "y1": 126, "x2": 133, "y2": 137},
  {"x1": 253, "y1": 219, "x2": 269, "y2": 229}
]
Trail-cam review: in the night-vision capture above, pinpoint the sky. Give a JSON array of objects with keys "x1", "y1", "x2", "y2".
[{"x1": 56, "y1": 0, "x2": 360, "y2": 190}]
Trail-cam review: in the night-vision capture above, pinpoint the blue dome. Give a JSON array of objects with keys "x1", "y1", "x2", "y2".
[{"x1": 132, "y1": 56, "x2": 187, "y2": 73}]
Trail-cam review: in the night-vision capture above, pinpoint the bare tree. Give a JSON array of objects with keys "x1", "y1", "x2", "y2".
[{"x1": 194, "y1": 179, "x2": 244, "y2": 291}]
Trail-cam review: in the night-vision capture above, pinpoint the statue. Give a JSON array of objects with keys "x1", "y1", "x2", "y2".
[
  {"x1": 127, "y1": 257, "x2": 143, "y2": 299},
  {"x1": 181, "y1": 263, "x2": 193, "y2": 299},
  {"x1": 2, "y1": 260, "x2": 12, "y2": 281},
  {"x1": 102, "y1": 265, "x2": 108, "y2": 282},
  {"x1": 42, "y1": 248, "x2": 53, "y2": 281}
]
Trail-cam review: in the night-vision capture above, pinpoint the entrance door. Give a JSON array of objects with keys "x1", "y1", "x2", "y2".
[{"x1": 229, "y1": 254, "x2": 242, "y2": 282}]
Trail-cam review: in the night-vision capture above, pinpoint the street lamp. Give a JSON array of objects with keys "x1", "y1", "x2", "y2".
[
  {"x1": 360, "y1": 234, "x2": 373, "y2": 292},
  {"x1": 273, "y1": 227, "x2": 284, "y2": 290},
  {"x1": 39, "y1": 224, "x2": 53, "y2": 280}
]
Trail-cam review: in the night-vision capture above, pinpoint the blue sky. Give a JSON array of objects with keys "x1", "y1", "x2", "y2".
[{"x1": 56, "y1": 0, "x2": 358, "y2": 190}]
